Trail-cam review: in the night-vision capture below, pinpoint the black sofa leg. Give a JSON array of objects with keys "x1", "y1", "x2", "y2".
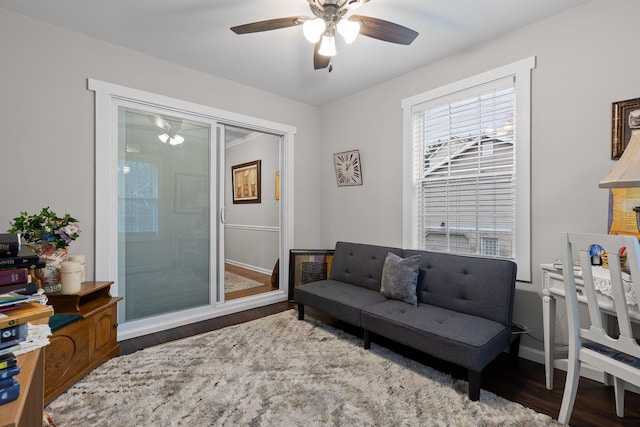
[
  {"x1": 468, "y1": 369, "x2": 481, "y2": 401},
  {"x1": 363, "y1": 329, "x2": 371, "y2": 349},
  {"x1": 297, "y1": 304, "x2": 304, "y2": 320}
]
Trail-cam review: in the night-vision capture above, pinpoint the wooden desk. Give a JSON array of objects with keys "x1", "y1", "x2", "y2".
[
  {"x1": 541, "y1": 264, "x2": 640, "y2": 390},
  {"x1": 0, "y1": 310, "x2": 53, "y2": 427},
  {"x1": 0, "y1": 349, "x2": 44, "y2": 427}
]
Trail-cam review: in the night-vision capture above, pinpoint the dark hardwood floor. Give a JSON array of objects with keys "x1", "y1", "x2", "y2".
[
  {"x1": 224, "y1": 263, "x2": 275, "y2": 300},
  {"x1": 119, "y1": 302, "x2": 640, "y2": 426}
]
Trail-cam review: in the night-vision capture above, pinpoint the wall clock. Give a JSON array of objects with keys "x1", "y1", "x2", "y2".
[{"x1": 333, "y1": 149, "x2": 362, "y2": 187}]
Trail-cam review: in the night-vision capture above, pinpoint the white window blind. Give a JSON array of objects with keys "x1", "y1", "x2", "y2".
[
  {"x1": 402, "y1": 57, "x2": 534, "y2": 282},
  {"x1": 414, "y1": 77, "x2": 515, "y2": 258},
  {"x1": 118, "y1": 160, "x2": 159, "y2": 234}
]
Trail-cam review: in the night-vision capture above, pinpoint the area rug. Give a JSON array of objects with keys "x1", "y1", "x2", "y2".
[
  {"x1": 46, "y1": 310, "x2": 559, "y2": 426},
  {"x1": 224, "y1": 271, "x2": 265, "y2": 293}
]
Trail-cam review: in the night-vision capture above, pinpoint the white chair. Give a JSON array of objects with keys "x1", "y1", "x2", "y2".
[{"x1": 558, "y1": 232, "x2": 640, "y2": 425}]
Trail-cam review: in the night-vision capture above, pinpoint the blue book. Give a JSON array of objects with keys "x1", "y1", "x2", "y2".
[{"x1": 0, "y1": 378, "x2": 19, "y2": 405}]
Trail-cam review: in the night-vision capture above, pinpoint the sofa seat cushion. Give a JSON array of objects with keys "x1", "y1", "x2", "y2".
[
  {"x1": 295, "y1": 280, "x2": 389, "y2": 327},
  {"x1": 361, "y1": 300, "x2": 510, "y2": 372}
]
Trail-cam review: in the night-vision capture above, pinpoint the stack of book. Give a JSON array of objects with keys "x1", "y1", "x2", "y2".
[
  {"x1": 0, "y1": 233, "x2": 44, "y2": 296},
  {"x1": 0, "y1": 292, "x2": 53, "y2": 406},
  {"x1": 0, "y1": 322, "x2": 26, "y2": 405},
  {"x1": 0, "y1": 233, "x2": 55, "y2": 405}
]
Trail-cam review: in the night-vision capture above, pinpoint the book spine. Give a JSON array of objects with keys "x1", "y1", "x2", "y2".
[
  {"x1": 0, "y1": 260, "x2": 44, "y2": 270},
  {"x1": 0, "y1": 269, "x2": 28, "y2": 287},
  {"x1": 0, "y1": 355, "x2": 17, "y2": 371},
  {"x1": 0, "y1": 337, "x2": 25, "y2": 351},
  {"x1": 0, "y1": 376, "x2": 18, "y2": 390},
  {"x1": 0, "y1": 365, "x2": 19, "y2": 380},
  {"x1": 0, "y1": 242, "x2": 20, "y2": 258},
  {"x1": 0, "y1": 257, "x2": 37, "y2": 267},
  {"x1": 0, "y1": 323, "x2": 28, "y2": 344},
  {"x1": 0, "y1": 378, "x2": 19, "y2": 405},
  {"x1": 0, "y1": 234, "x2": 20, "y2": 258},
  {"x1": 0, "y1": 282, "x2": 38, "y2": 296}
]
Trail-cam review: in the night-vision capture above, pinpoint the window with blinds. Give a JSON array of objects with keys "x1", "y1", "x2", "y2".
[
  {"x1": 402, "y1": 57, "x2": 534, "y2": 282},
  {"x1": 415, "y1": 78, "x2": 515, "y2": 258},
  {"x1": 118, "y1": 159, "x2": 159, "y2": 234}
]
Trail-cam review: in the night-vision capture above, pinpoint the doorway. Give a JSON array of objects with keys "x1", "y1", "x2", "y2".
[{"x1": 223, "y1": 125, "x2": 281, "y2": 300}]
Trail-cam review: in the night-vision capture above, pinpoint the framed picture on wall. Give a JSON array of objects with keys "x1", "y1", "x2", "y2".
[
  {"x1": 611, "y1": 97, "x2": 640, "y2": 159},
  {"x1": 175, "y1": 174, "x2": 206, "y2": 214},
  {"x1": 288, "y1": 249, "x2": 335, "y2": 300},
  {"x1": 231, "y1": 160, "x2": 261, "y2": 204}
]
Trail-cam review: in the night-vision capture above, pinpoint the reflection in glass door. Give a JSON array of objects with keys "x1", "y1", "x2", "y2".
[
  {"x1": 118, "y1": 106, "x2": 214, "y2": 322},
  {"x1": 223, "y1": 125, "x2": 281, "y2": 299}
]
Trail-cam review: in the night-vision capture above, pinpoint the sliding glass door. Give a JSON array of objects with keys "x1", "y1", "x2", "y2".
[
  {"x1": 117, "y1": 105, "x2": 215, "y2": 322},
  {"x1": 91, "y1": 78, "x2": 295, "y2": 341}
]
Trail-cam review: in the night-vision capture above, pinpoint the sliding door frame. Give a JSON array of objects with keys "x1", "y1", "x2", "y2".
[{"x1": 90, "y1": 79, "x2": 295, "y2": 341}]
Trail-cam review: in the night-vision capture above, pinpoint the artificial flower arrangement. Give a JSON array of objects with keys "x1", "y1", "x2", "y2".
[{"x1": 8, "y1": 207, "x2": 81, "y2": 249}]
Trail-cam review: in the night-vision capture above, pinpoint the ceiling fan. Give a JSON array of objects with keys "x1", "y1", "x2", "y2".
[{"x1": 231, "y1": 0, "x2": 418, "y2": 70}]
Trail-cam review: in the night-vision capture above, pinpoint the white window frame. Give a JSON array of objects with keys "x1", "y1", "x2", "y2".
[{"x1": 401, "y1": 57, "x2": 534, "y2": 282}]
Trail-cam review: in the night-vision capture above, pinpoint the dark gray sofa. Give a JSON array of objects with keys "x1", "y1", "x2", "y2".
[{"x1": 294, "y1": 241, "x2": 517, "y2": 401}]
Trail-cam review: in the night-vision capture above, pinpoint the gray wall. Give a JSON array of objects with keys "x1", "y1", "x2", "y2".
[{"x1": 318, "y1": 0, "x2": 640, "y2": 355}]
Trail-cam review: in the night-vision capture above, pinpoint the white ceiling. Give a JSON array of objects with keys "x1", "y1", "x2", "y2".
[{"x1": 0, "y1": 0, "x2": 589, "y2": 106}]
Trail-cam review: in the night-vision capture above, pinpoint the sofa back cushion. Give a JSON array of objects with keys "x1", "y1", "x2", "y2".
[
  {"x1": 330, "y1": 242, "x2": 403, "y2": 291},
  {"x1": 404, "y1": 249, "x2": 517, "y2": 326}
]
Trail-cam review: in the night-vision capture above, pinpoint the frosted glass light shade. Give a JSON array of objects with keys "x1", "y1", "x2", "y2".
[
  {"x1": 303, "y1": 18, "x2": 326, "y2": 43},
  {"x1": 170, "y1": 134, "x2": 185, "y2": 145},
  {"x1": 318, "y1": 35, "x2": 337, "y2": 57},
  {"x1": 158, "y1": 133, "x2": 184, "y2": 145},
  {"x1": 337, "y1": 18, "x2": 360, "y2": 44}
]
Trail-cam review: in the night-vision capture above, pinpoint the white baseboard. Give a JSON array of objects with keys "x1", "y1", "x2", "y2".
[
  {"x1": 518, "y1": 344, "x2": 640, "y2": 393},
  {"x1": 225, "y1": 259, "x2": 272, "y2": 276}
]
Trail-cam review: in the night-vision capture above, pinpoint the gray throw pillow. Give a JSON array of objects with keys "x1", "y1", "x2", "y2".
[{"x1": 380, "y1": 252, "x2": 421, "y2": 306}]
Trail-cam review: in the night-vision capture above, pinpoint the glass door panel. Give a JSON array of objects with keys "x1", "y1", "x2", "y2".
[
  {"x1": 118, "y1": 106, "x2": 213, "y2": 322},
  {"x1": 223, "y1": 125, "x2": 281, "y2": 299}
]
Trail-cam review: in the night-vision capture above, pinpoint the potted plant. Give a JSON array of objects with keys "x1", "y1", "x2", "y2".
[{"x1": 8, "y1": 207, "x2": 81, "y2": 286}]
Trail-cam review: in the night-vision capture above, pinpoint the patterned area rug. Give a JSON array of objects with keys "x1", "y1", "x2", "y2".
[
  {"x1": 46, "y1": 311, "x2": 559, "y2": 426},
  {"x1": 224, "y1": 271, "x2": 265, "y2": 293}
]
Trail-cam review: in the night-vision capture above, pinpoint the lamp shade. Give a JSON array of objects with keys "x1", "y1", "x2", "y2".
[
  {"x1": 337, "y1": 18, "x2": 360, "y2": 44},
  {"x1": 303, "y1": 18, "x2": 326, "y2": 43},
  {"x1": 318, "y1": 35, "x2": 337, "y2": 57},
  {"x1": 599, "y1": 129, "x2": 640, "y2": 188}
]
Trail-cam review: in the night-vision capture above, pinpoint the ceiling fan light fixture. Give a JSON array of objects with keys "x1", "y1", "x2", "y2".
[
  {"x1": 303, "y1": 18, "x2": 326, "y2": 43},
  {"x1": 170, "y1": 134, "x2": 185, "y2": 145},
  {"x1": 318, "y1": 35, "x2": 337, "y2": 57},
  {"x1": 337, "y1": 18, "x2": 360, "y2": 44},
  {"x1": 158, "y1": 133, "x2": 184, "y2": 145}
]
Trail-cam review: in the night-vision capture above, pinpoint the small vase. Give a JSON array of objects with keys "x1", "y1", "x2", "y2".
[{"x1": 31, "y1": 244, "x2": 68, "y2": 289}]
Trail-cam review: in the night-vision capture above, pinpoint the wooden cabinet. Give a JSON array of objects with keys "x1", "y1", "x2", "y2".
[{"x1": 44, "y1": 281, "x2": 122, "y2": 405}]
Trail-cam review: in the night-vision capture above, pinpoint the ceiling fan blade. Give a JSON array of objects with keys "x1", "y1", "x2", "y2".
[
  {"x1": 350, "y1": 15, "x2": 418, "y2": 45},
  {"x1": 313, "y1": 42, "x2": 331, "y2": 70},
  {"x1": 345, "y1": 0, "x2": 371, "y2": 10},
  {"x1": 231, "y1": 16, "x2": 306, "y2": 34}
]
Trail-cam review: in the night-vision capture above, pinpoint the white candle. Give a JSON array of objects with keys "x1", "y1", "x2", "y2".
[
  {"x1": 60, "y1": 261, "x2": 82, "y2": 294},
  {"x1": 67, "y1": 255, "x2": 86, "y2": 282}
]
